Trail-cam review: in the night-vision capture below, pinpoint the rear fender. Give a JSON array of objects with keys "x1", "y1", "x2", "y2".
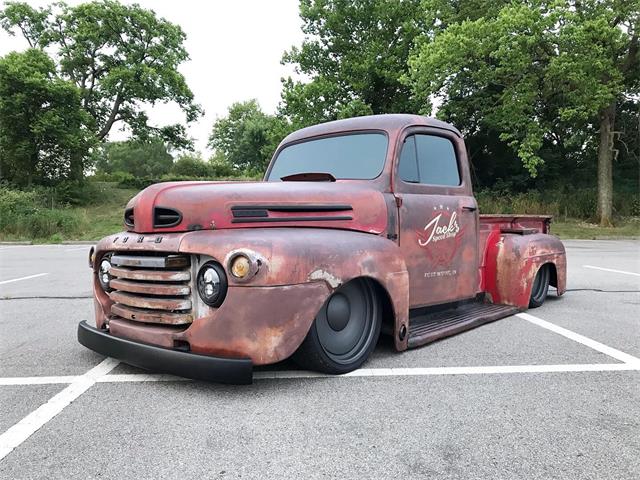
[{"x1": 484, "y1": 233, "x2": 566, "y2": 308}]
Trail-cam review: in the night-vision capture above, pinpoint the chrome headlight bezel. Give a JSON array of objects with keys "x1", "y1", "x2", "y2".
[
  {"x1": 196, "y1": 261, "x2": 228, "y2": 307},
  {"x1": 97, "y1": 256, "x2": 113, "y2": 292}
]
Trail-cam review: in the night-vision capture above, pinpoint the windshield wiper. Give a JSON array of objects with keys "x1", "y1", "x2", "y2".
[{"x1": 280, "y1": 172, "x2": 337, "y2": 182}]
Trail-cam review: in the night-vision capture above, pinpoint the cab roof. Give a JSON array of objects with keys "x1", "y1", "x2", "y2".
[{"x1": 281, "y1": 114, "x2": 462, "y2": 145}]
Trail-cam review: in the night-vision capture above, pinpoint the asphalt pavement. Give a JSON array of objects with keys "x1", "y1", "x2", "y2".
[{"x1": 0, "y1": 240, "x2": 639, "y2": 479}]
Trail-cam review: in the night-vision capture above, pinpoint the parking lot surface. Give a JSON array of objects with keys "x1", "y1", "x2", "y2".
[{"x1": 1, "y1": 240, "x2": 639, "y2": 479}]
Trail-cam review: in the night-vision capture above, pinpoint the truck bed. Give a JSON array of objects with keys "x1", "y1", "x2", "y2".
[{"x1": 480, "y1": 214, "x2": 552, "y2": 235}]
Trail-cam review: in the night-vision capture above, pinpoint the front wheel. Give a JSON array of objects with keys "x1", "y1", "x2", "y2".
[
  {"x1": 529, "y1": 264, "x2": 550, "y2": 308},
  {"x1": 292, "y1": 278, "x2": 381, "y2": 374}
]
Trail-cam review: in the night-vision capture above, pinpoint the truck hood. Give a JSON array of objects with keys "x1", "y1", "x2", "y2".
[{"x1": 124, "y1": 181, "x2": 388, "y2": 235}]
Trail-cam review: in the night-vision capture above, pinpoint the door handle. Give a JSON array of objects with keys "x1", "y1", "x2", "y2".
[{"x1": 462, "y1": 206, "x2": 477, "y2": 212}]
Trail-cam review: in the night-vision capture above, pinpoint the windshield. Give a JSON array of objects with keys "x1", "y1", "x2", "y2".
[{"x1": 267, "y1": 132, "x2": 388, "y2": 181}]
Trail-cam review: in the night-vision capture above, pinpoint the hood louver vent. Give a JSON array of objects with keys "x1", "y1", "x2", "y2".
[
  {"x1": 230, "y1": 204, "x2": 353, "y2": 223},
  {"x1": 124, "y1": 208, "x2": 134, "y2": 228},
  {"x1": 153, "y1": 207, "x2": 182, "y2": 228}
]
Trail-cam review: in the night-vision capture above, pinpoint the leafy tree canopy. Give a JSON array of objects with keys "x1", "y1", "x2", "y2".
[
  {"x1": 1, "y1": 0, "x2": 202, "y2": 149},
  {"x1": 406, "y1": 0, "x2": 639, "y2": 224},
  {"x1": 280, "y1": 0, "x2": 426, "y2": 127},
  {"x1": 0, "y1": 48, "x2": 90, "y2": 186},
  {"x1": 408, "y1": 0, "x2": 638, "y2": 174},
  {"x1": 170, "y1": 153, "x2": 211, "y2": 178},
  {"x1": 208, "y1": 100, "x2": 288, "y2": 175},
  {"x1": 95, "y1": 139, "x2": 173, "y2": 178}
]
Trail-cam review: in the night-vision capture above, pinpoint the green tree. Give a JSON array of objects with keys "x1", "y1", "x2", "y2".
[
  {"x1": 280, "y1": 0, "x2": 426, "y2": 127},
  {"x1": 1, "y1": 0, "x2": 201, "y2": 150},
  {"x1": 170, "y1": 153, "x2": 211, "y2": 177},
  {"x1": 208, "y1": 100, "x2": 287, "y2": 175},
  {"x1": 0, "y1": 49, "x2": 89, "y2": 186},
  {"x1": 95, "y1": 139, "x2": 173, "y2": 178},
  {"x1": 407, "y1": 0, "x2": 639, "y2": 226}
]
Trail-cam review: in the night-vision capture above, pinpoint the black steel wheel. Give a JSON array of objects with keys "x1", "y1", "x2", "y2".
[
  {"x1": 292, "y1": 278, "x2": 381, "y2": 374},
  {"x1": 529, "y1": 264, "x2": 550, "y2": 308}
]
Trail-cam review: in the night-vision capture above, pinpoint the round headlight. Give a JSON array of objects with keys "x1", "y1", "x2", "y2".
[
  {"x1": 230, "y1": 255, "x2": 251, "y2": 279},
  {"x1": 197, "y1": 262, "x2": 227, "y2": 307},
  {"x1": 98, "y1": 258, "x2": 112, "y2": 291}
]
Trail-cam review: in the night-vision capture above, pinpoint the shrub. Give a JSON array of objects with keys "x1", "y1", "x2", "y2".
[
  {"x1": 476, "y1": 188, "x2": 637, "y2": 220},
  {"x1": 0, "y1": 185, "x2": 85, "y2": 239},
  {"x1": 89, "y1": 171, "x2": 136, "y2": 184},
  {"x1": 170, "y1": 154, "x2": 212, "y2": 177},
  {"x1": 0, "y1": 187, "x2": 41, "y2": 219}
]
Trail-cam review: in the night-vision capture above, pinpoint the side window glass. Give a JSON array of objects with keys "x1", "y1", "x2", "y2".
[
  {"x1": 415, "y1": 135, "x2": 461, "y2": 186},
  {"x1": 398, "y1": 135, "x2": 419, "y2": 183}
]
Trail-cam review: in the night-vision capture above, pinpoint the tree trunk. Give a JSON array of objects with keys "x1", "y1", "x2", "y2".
[{"x1": 597, "y1": 102, "x2": 616, "y2": 227}]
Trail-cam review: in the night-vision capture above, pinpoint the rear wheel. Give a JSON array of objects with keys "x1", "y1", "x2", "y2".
[
  {"x1": 529, "y1": 264, "x2": 550, "y2": 308},
  {"x1": 292, "y1": 278, "x2": 381, "y2": 374}
]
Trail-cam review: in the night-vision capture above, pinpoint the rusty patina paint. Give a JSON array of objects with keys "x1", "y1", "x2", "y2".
[
  {"x1": 93, "y1": 227, "x2": 410, "y2": 359},
  {"x1": 109, "y1": 278, "x2": 190, "y2": 296},
  {"x1": 108, "y1": 265, "x2": 190, "y2": 282},
  {"x1": 125, "y1": 181, "x2": 388, "y2": 235},
  {"x1": 483, "y1": 232, "x2": 566, "y2": 307},
  {"x1": 110, "y1": 290, "x2": 191, "y2": 311},
  {"x1": 110, "y1": 304, "x2": 193, "y2": 325},
  {"x1": 108, "y1": 318, "x2": 186, "y2": 348},
  {"x1": 89, "y1": 114, "x2": 566, "y2": 369}
]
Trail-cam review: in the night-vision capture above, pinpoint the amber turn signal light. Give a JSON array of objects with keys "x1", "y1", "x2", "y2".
[{"x1": 230, "y1": 255, "x2": 251, "y2": 279}]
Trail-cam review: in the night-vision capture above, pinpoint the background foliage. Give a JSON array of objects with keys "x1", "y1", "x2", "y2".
[
  {"x1": 0, "y1": 0, "x2": 638, "y2": 241},
  {"x1": 0, "y1": 0, "x2": 201, "y2": 187}
]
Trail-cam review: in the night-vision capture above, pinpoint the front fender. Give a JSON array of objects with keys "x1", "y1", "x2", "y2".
[
  {"x1": 179, "y1": 228, "x2": 411, "y2": 351},
  {"x1": 484, "y1": 232, "x2": 567, "y2": 308},
  {"x1": 93, "y1": 228, "x2": 410, "y2": 360}
]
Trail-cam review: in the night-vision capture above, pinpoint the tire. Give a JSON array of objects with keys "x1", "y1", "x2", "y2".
[
  {"x1": 529, "y1": 264, "x2": 550, "y2": 308},
  {"x1": 292, "y1": 278, "x2": 382, "y2": 374}
]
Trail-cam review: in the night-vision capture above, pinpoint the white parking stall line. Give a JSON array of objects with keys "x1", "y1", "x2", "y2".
[
  {"x1": 96, "y1": 373, "x2": 190, "y2": 383},
  {"x1": 0, "y1": 273, "x2": 49, "y2": 286},
  {"x1": 583, "y1": 265, "x2": 640, "y2": 277},
  {"x1": 0, "y1": 358, "x2": 120, "y2": 461},
  {"x1": 0, "y1": 376, "x2": 78, "y2": 386},
  {"x1": 2, "y1": 362, "x2": 639, "y2": 389},
  {"x1": 517, "y1": 312, "x2": 640, "y2": 365},
  {"x1": 255, "y1": 363, "x2": 640, "y2": 379}
]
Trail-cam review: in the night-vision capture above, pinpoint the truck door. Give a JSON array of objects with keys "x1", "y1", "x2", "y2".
[{"x1": 393, "y1": 128, "x2": 479, "y2": 308}]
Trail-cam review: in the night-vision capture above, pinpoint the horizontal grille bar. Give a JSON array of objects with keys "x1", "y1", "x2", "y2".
[
  {"x1": 110, "y1": 291, "x2": 192, "y2": 311},
  {"x1": 109, "y1": 278, "x2": 190, "y2": 296},
  {"x1": 109, "y1": 266, "x2": 190, "y2": 282},
  {"x1": 111, "y1": 254, "x2": 189, "y2": 269},
  {"x1": 111, "y1": 304, "x2": 193, "y2": 325}
]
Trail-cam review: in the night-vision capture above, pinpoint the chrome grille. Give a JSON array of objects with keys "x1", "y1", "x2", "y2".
[{"x1": 107, "y1": 253, "x2": 193, "y2": 325}]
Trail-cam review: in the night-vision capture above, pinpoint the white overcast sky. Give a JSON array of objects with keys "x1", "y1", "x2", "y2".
[{"x1": 0, "y1": 0, "x2": 304, "y2": 155}]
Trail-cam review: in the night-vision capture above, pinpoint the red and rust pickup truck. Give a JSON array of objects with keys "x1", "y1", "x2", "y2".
[{"x1": 78, "y1": 114, "x2": 566, "y2": 384}]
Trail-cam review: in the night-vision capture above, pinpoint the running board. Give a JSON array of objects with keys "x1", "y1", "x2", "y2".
[{"x1": 408, "y1": 302, "x2": 519, "y2": 348}]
